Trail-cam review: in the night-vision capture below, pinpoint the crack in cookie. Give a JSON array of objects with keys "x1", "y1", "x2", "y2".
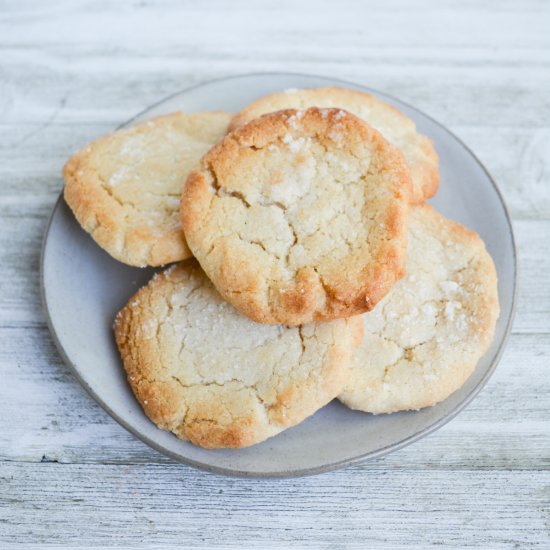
[
  {"x1": 338, "y1": 204, "x2": 500, "y2": 414},
  {"x1": 114, "y1": 260, "x2": 362, "y2": 449},
  {"x1": 64, "y1": 111, "x2": 232, "y2": 266},
  {"x1": 182, "y1": 107, "x2": 411, "y2": 325}
]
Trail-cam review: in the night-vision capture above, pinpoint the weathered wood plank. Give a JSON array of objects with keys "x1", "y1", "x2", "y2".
[
  {"x1": 2, "y1": 51, "x2": 548, "y2": 128},
  {"x1": 2, "y1": 0, "x2": 549, "y2": 48},
  {"x1": 0, "y1": 462, "x2": 548, "y2": 548},
  {"x1": 1, "y1": 0, "x2": 548, "y2": 129},
  {"x1": 453, "y1": 126, "x2": 550, "y2": 220}
]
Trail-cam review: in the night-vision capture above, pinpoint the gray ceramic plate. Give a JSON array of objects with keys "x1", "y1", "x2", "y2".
[{"x1": 41, "y1": 73, "x2": 517, "y2": 477}]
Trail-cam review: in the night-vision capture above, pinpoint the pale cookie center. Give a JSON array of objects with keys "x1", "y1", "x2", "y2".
[
  {"x1": 140, "y1": 272, "x2": 328, "y2": 408},
  {"x1": 212, "y1": 133, "x2": 375, "y2": 280},
  {"x1": 96, "y1": 129, "x2": 217, "y2": 233},
  {"x1": 350, "y1": 214, "x2": 481, "y2": 392}
]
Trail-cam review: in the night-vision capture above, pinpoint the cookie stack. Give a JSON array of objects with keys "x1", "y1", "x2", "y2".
[{"x1": 63, "y1": 87, "x2": 500, "y2": 449}]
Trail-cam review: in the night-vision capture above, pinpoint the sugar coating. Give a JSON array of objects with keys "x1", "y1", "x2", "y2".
[
  {"x1": 338, "y1": 204, "x2": 500, "y2": 414},
  {"x1": 114, "y1": 260, "x2": 362, "y2": 449},
  {"x1": 63, "y1": 111, "x2": 232, "y2": 266},
  {"x1": 228, "y1": 87, "x2": 440, "y2": 202},
  {"x1": 182, "y1": 107, "x2": 411, "y2": 325}
]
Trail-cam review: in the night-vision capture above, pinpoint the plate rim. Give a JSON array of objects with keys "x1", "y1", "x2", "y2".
[{"x1": 40, "y1": 71, "x2": 518, "y2": 478}]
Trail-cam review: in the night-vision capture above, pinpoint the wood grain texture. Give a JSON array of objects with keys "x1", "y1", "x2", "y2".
[
  {"x1": 0, "y1": 0, "x2": 548, "y2": 548},
  {"x1": 1, "y1": 463, "x2": 548, "y2": 549}
]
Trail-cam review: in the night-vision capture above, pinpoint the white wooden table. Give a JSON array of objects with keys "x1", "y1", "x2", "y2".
[{"x1": 1, "y1": 1, "x2": 549, "y2": 547}]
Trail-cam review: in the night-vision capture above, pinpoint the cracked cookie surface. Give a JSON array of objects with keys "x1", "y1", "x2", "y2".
[
  {"x1": 182, "y1": 107, "x2": 411, "y2": 325},
  {"x1": 64, "y1": 111, "x2": 231, "y2": 266},
  {"x1": 229, "y1": 87, "x2": 439, "y2": 203},
  {"x1": 114, "y1": 260, "x2": 363, "y2": 449},
  {"x1": 338, "y1": 204, "x2": 500, "y2": 414}
]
